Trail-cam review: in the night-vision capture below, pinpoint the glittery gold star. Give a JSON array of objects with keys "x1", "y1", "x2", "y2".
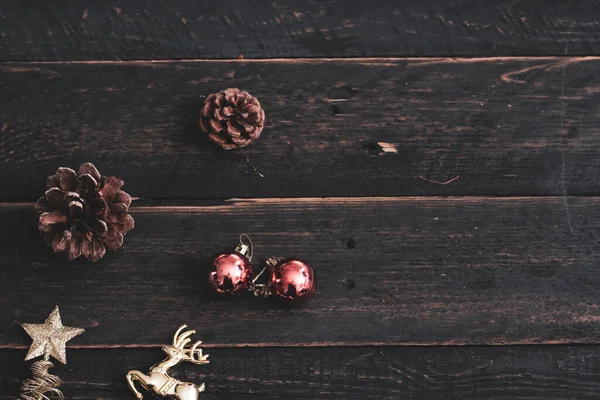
[{"x1": 21, "y1": 306, "x2": 84, "y2": 364}]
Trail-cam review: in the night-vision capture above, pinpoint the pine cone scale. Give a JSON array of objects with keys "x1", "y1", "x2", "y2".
[
  {"x1": 68, "y1": 237, "x2": 83, "y2": 260},
  {"x1": 99, "y1": 176, "x2": 124, "y2": 202},
  {"x1": 113, "y1": 190, "x2": 132, "y2": 207},
  {"x1": 78, "y1": 174, "x2": 98, "y2": 196},
  {"x1": 56, "y1": 167, "x2": 78, "y2": 191},
  {"x1": 38, "y1": 222, "x2": 54, "y2": 233},
  {"x1": 231, "y1": 136, "x2": 250, "y2": 145},
  {"x1": 248, "y1": 130, "x2": 261, "y2": 140},
  {"x1": 102, "y1": 225, "x2": 124, "y2": 250},
  {"x1": 88, "y1": 218, "x2": 108, "y2": 235},
  {"x1": 214, "y1": 108, "x2": 227, "y2": 120},
  {"x1": 107, "y1": 213, "x2": 135, "y2": 234},
  {"x1": 246, "y1": 110, "x2": 263, "y2": 125},
  {"x1": 208, "y1": 132, "x2": 229, "y2": 145},
  {"x1": 44, "y1": 188, "x2": 68, "y2": 208},
  {"x1": 78, "y1": 162, "x2": 101, "y2": 182},
  {"x1": 242, "y1": 104, "x2": 260, "y2": 114},
  {"x1": 46, "y1": 175, "x2": 59, "y2": 190},
  {"x1": 202, "y1": 102, "x2": 214, "y2": 116},
  {"x1": 82, "y1": 237, "x2": 105, "y2": 262},
  {"x1": 109, "y1": 191, "x2": 132, "y2": 214},
  {"x1": 55, "y1": 231, "x2": 71, "y2": 252},
  {"x1": 209, "y1": 118, "x2": 223, "y2": 132},
  {"x1": 39, "y1": 211, "x2": 67, "y2": 225},
  {"x1": 236, "y1": 119, "x2": 254, "y2": 133},
  {"x1": 68, "y1": 200, "x2": 84, "y2": 216},
  {"x1": 226, "y1": 121, "x2": 242, "y2": 137}
]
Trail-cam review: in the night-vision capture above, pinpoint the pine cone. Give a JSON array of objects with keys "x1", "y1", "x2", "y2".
[
  {"x1": 200, "y1": 88, "x2": 265, "y2": 150},
  {"x1": 35, "y1": 163, "x2": 135, "y2": 262}
]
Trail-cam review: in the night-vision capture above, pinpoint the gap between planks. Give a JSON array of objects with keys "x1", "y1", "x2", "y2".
[
  {"x1": 0, "y1": 339, "x2": 592, "y2": 350},
  {"x1": 0, "y1": 196, "x2": 596, "y2": 210},
  {"x1": 1, "y1": 56, "x2": 600, "y2": 66}
]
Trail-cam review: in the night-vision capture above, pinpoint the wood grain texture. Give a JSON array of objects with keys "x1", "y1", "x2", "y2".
[
  {"x1": 1, "y1": 197, "x2": 599, "y2": 347},
  {"x1": 2, "y1": 57, "x2": 600, "y2": 200},
  {"x1": 2, "y1": 345, "x2": 600, "y2": 399},
  {"x1": 2, "y1": 0, "x2": 600, "y2": 60}
]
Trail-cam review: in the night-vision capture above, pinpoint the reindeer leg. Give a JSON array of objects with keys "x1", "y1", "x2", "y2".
[{"x1": 126, "y1": 370, "x2": 149, "y2": 400}]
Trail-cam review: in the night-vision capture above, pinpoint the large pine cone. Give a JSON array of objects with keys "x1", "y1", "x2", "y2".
[
  {"x1": 200, "y1": 88, "x2": 265, "y2": 150},
  {"x1": 35, "y1": 163, "x2": 135, "y2": 262}
]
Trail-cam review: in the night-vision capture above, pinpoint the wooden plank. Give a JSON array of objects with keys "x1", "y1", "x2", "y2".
[
  {"x1": 1, "y1": 197, "x2": 600, "y2": 347},
  {"x1": 2, "y1": 1, "x2": 600, "y2": 60},
  {"x1": 2, "y1": 345, "x2": 600, "y2": 399},
  {"x1": 1, "y1": 58, "x2": 600, "y2": 199}
]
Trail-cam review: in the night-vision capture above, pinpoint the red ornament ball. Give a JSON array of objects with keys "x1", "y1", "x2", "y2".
[
  {"x1": 208, "y1": 252, "x2": 252, "y2": 294},
  {"x1": 270, "y1": 258, "x2": 316, "y2": 302}
]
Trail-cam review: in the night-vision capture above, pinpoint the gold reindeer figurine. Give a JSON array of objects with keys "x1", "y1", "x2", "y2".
[{"x1": 126, "y1": 325, "x2": 210, "y2": 399}]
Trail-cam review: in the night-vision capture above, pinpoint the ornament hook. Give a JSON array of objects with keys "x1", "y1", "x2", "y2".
[{"x1": 236, "y1": 233, "x2": 253, "y2": 261}]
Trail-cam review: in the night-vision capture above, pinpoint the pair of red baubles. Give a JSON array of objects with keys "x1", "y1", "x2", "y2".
[{"x1": 207, "y1": 236, "x2": 316, "y2": 304}]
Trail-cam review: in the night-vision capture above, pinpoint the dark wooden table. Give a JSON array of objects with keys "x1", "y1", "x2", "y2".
[{"x1": 2, "y1": 1, "x2": 600, "y2": 398}]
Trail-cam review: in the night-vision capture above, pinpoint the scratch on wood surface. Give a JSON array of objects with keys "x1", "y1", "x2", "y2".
[
  {"x1": 561, "y1": 154, "x2": 574, "y2": 235},
  {"x1": 501, "y1": 57, "x2": 596, "y2": 84},
  {"x1": 559, "y1": 43, "x2": 575, "y2": 237},
  {"x1": 0, "y1": 65, "x2": 60, "y2": 78},
  {"x1": 573, "y1": 314, "x2": 600, "y2": 323},
  {"x1": 389, "y1": 362, "x2": 438, "y2": 383},
  {"x1": 326, "y1": 351, "x2": 377, "y2": 383},
  {"x1": 501, "y1": 63, "x2": 551, "y2": 84},
  {"x1": 377, "y1": 142, "x2": 398, "y2": 153},
  {"x1": 406, "y1": 57, "x2": 578, "y2": 69},
  {"x1": 418, "y1": 175, "x2": 460, "y2": 185}
]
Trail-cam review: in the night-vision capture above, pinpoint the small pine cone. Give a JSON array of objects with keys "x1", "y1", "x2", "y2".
[
  {"x1": 200, "y1": 88, "x2": 265, "y2": 150},
  {"x1": 35, "y1": 163, "x2": 135, "y2": 262}
]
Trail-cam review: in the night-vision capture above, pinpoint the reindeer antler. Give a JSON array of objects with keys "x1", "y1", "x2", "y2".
[
  {"x1": 172, "y1": 325, "x2": 187, "y2": 346},
  {"x1": 185, "y1": 340, "x2": 210, "y2": 365},
  {"x1": 172, "y1": 324, "x2": 210, "y2": 365},
  {"x1": 173, "y1": 325, "x2": 196, "y2": 349}
]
